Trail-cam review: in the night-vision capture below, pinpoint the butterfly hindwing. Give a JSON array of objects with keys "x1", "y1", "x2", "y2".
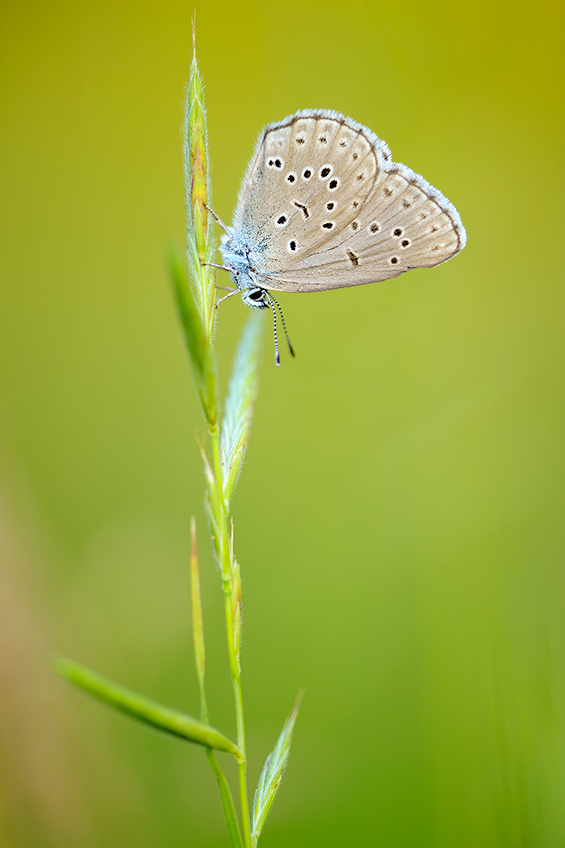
[{"x1": 261, "y1": 166, "x2": 465, "y2": 292}]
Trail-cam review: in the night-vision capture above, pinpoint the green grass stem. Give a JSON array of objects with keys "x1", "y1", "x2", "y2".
[{"x1": 56, "y1": 28, "x2": 299, "y2": 848}]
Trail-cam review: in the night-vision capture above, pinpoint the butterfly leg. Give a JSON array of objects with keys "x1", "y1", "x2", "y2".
[
  {"x1": 204, "y1": 204, "x2": 231, "y2": 234},
  {"x1": 215, "y1": 288, "x2": 242, "y2": 308},
  {"x1": 202, "y1": 262, "x2": 232, "y2": 272}
]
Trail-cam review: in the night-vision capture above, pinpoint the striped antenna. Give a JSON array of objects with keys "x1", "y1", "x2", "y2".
[{"x1": 265, "y1": 292, "x2": 295, "y2": 359}]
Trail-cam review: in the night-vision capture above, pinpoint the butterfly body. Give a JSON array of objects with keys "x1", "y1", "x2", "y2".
[{"x1": 219, "y1": 232, "x2": 273, "y2": 309}]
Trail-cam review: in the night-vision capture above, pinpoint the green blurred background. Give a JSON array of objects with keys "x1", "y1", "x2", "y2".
[{"x1": 1, "y1": 0, "x2": 564, "y2": 845}]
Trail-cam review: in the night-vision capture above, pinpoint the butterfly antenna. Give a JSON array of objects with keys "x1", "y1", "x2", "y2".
[
  {"x1": 266, "y1": 292, "x2": 295, "y2": 358},
  {"x1": 264, "y1": 293, "x2": 280, "y2": 366}
]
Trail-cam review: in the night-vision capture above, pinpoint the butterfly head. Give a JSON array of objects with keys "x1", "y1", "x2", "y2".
[{"x1": 240, "y1": 287, "x2": 270, "y2": 310}]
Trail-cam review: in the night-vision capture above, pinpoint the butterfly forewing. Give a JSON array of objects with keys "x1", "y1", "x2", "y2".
[{"x1": 235, "y1": 112, "x2": 390, "y2": 266}]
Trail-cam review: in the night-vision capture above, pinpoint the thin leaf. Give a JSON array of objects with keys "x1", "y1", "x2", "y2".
[
  {"x1": 220, "y1": 312, "x2": 263, "y2": 502},
  {"x1": 168, "y1": 245, "x2": 217, "y2": 428},
  {"x1": 184, "y1": 23, "x2": 215, "y2": 334},
  {"x1": 54, "y1": 656, "x2": 243, "y2": 760},
  {"x1": 185, "y1": 39, "x2": 210, "y2": 267},
  {"x1": 251, "y1": 692, "x2": 303, "y2": 845},
  {"x1": 206, "y1": 750, "x2": 245, "y2": 848},
  {"x1": 190, "y1": 517, "x2": 207, "y2": 716}
]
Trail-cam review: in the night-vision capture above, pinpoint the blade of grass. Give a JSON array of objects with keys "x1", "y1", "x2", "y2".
[
  {"x1": 206, "y1": 751, "x2": 245, "y2": 848},
  {"x1": 251, "y1": 692, "x2": 303, "y2": 846},
  {"x1": 220, "y1": 312, "x2": 264, "y2": 504},
  {"x1": 54, "y1": 656, "x2": 243, "y2": 760},
  {"x1": 184, "y1": 24, "x2": 215, "y2": 334},
  {"x1": 168, "y1": 245, "x2": 217, "y2": 429}
]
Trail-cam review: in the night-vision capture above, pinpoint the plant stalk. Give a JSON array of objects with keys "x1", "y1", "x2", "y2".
[{"x1": 210, "y1": 426, "x2": 252, "y2": 848}]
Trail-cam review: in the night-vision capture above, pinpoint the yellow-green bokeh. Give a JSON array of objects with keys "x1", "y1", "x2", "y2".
[{"x1": 1, "y1": 1, "x2": 564, "y2": 846}]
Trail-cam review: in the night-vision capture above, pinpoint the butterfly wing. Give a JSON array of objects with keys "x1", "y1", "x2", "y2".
[
  {"x1": 232, "y1": 110, "x2": 465, "y2": 293},
  {"x1": 234, "y1": 111, "x2": 384, "y2": 254}
]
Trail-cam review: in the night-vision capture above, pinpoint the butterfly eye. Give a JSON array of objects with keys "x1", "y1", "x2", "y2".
[{"x1": 302, "y1": 168, "x2": 312, "y2": 179}]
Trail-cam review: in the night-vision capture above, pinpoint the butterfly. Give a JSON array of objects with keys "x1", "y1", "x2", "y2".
[{"x1": 209, "y1": 109, "x2": 466, "y2": 364}]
